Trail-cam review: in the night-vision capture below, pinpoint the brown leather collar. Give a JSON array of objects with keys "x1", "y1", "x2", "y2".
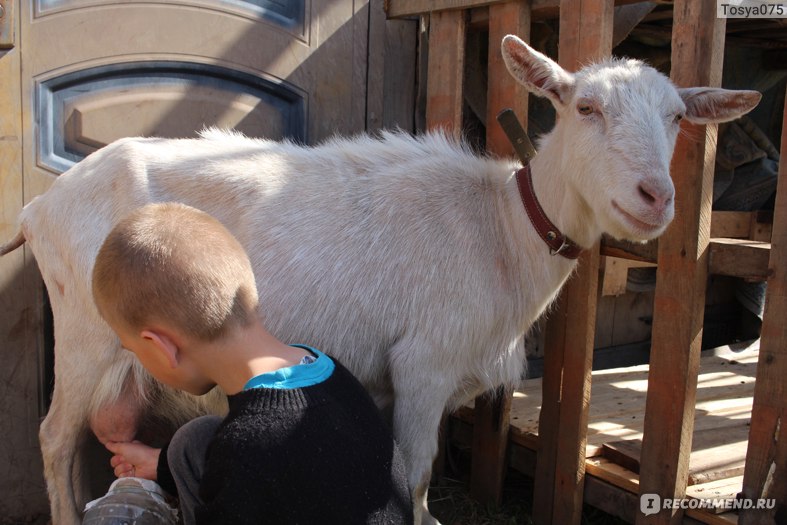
[{"x1": 515, "y1": 165, "x2": 583, "y2": 259}]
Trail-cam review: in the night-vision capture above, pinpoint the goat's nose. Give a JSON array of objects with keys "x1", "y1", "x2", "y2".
[{"x1": 637, "y1": 180, "x2": 673, "y2": 211}]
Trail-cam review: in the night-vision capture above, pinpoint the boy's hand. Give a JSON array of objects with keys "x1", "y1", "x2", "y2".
[{"x1": 105, "y1": 441, "x2": 161, "y2": 481}]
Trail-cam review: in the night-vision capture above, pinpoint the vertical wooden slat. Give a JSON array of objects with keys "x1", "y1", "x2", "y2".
[
  {"x1": 484, "y1": 1, "x2": 530, "y2": 158},
  {"x1": 352, "y1": 0, "x2": 371, "y2": 133},
  {"x1": 0, "y1": 3, "x2": 49, "y2": 514},
  {"x1": 425, "y1": 9, "x2": 466, "y2": 136},
  {"x1": 739, "y1": 85, "x2": 787, "y2": 525},
  {"x1": 635, "y1": 2, "x2": 726, "y2": 524},
  {"x1": 367, "y1": 0, "x2": 418, "y2": 132},
  {"x1": 468, "y1": 1, "x2": 531, "y2": 506},
  {"x1": 532, "y1": 1, "x2": 612, "y2": 524},
  {"x1": 422, "y1": 5, "x2": 466, "y2": 491}
]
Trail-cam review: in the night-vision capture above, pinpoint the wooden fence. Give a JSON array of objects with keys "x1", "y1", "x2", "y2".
[{"x1": 386, "y1": 1, "x2": 786, "y2": 523}]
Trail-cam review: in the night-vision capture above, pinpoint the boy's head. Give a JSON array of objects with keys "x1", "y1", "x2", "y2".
[{"x1": 92, "y1": 202, "x2": 259, "y2": 343}]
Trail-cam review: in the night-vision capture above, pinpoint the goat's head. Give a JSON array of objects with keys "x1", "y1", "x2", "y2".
[{"x1": 501, "y1": 35, "x2": 761, "y2": 242}]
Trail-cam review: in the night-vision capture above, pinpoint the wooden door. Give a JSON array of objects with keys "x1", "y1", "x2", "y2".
[{"x1": 0, "y1": 0, "x2": 415, "y2": 517}]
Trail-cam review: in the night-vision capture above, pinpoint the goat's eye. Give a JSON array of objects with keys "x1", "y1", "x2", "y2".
[
  {"x1": 674, "y1": 113, "x2": 684, "y2": 124},
  {"x1": 578, "y1": 104, "x2": 594, "y2": 116}
]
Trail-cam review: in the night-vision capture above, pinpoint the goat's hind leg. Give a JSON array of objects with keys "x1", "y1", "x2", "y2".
[{"x1": 41, "y1": 323, "x2": 141, "y2": 524}]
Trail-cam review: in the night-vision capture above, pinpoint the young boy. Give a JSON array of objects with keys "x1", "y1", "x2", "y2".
[{"x1": 91, "y1": 202, "x2": 413, "y2": 525}]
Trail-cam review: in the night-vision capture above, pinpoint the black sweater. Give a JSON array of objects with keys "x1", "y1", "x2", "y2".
[{"x1": 158, "y1": 361, "x2": 413, "y2": 524}]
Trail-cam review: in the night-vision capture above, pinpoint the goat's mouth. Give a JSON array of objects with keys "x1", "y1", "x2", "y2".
[{"x1": 611, "y1": 200, "x2": 664, "y2": 235}]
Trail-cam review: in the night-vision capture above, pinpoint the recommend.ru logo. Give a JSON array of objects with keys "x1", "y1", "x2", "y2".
[{"x1": 640, "y1": 494, "x2": 661, "y2": 516}]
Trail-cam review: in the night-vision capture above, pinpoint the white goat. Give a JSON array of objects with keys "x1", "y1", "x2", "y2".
[{"x1": 0, "y1": 35, "x2": 760, "y2": 525}]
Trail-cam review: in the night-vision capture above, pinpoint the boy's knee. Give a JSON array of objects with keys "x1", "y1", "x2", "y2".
[{"x1": 168, "y1": 416, "x2": 222, "y2": 468}]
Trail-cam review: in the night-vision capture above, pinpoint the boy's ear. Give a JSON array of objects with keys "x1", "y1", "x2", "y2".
[{"x1": 140, "y1": 329, "x2": 180, "y2": 369}]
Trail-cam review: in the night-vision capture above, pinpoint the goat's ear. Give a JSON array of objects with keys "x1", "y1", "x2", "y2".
[
  {"x1": 678, "y1": 88, "x2": 762, "y2": 124},
  {"x1": 501, "y1": 35, "x2": 575, "y2": 109}
]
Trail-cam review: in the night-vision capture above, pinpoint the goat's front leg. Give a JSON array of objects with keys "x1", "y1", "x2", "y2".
[
  {"x1": 40, "y1": 382, "x2": 92, "y2": 525},
  {"x1": 390, "y1": 342, "x2": 451, "y2": 525}
]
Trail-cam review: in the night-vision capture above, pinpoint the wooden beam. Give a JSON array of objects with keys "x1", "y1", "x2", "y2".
[
  {"x1": 468, "y1": 0, "x2": 530, "y2": 506},
  {"x1": 0, "y1": 3, "x2": 49, "y2": 512},
  {"x1": 739, "y1": 84, "x2": 787, "y2": 525},
  {"x1": 385, "y1": 0, "x2": 649, "y2": 19},
  {"x1": 601, "y1": 237, "x2": 659, "y2": 263},
  {"x1": 387, "y1": 0, "x2": 532, "y2": 18},
  {"x1": 484, "y1": 0, "x2": 530, "y2": 159},
  {"x1": 532, "y1": 1, "x2": 612, "y2": 525},
  {"x1": 425, "y1": 9, "x2": 466, "y2": 136},
  {"x1": 708, "y1": 239, "x2": 771, "y2": 281},
  {"x1": 635, "y1": 2, "x2": 726, "y2": 524}
]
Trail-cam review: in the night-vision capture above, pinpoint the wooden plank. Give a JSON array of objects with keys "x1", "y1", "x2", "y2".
[
  {"x1": 708, "y1": 239, "x2": 771, "y2": 281},
  {"x1": 387, "y1": 0, "x2": 553, "y2": 18},
  {"x1": 385, "y1": 0, "x2": 648, "y2": 19},
  {"x1": 586, "y1": 456, "x2": 641, "y2": 494},
  {"x1": 601, "y1": 257, "x2": 630, "y2": 297},
  {"x1": 423, "y1": 6, "x2": 465, "y2": 486},
  {"x1": 532, "y1": 1, "x2": 612, "y2": 524},
  {"x1": 533, "y1": 253, "x2": 601, "y2": 525},
  {"x1": 468, "y1": 0, "x2": 530, "y2": 506},
  {"x1": 584, "y1": 474, "x2": 640, "y2": 524},
  {"x1": 711, "y1": 211, "x2": 757, "y2": 239},
  {"x1": 586, "y1": 458, "x2": 741, "y2": 525},
  {"x1": 484, "y1": 0, "x2": 529, "y2": 158},
  {"x1": 367, "y1": 0, "x2": 418, "y2": 131},
  {"x1": 367, "y1": 0, "x2": 387, "y2": 132},
  {"x1": 603, "y1": 423, "x2": 750, "y2": 487},
  {"x1": 603, "y1": 210, "x2": 772, "y2": 265},
  {"x1": 352, "y1": 0, "x2": 371, "y2": 134},
  {"x1": 470, "y1": 389, "x2": 513, "y2": 504},
  {"x1": 686, "y1": 509, "x2": 741, "y2": 525},
  {"x1": 749, "y1": 211, "x2": 773, "y2": 242},
  {"x1": 601, "y1": 237, "x2": 659, "y2": 263},
  {"x1": 636, "y1": 2, "x2": 726, "y2": 522},
  {"x1": 425, "y1": 9, "x2": 466, "y2": 136},
  {"x1": 0, "y1": 9, "x2": 49, "y2": 514},
  {"x1": 687, "y1": 475, "x2": 744, "y2": 512},
  {"x1": 387, "y1": 0, "x2": 508, "y2": 17},
  {"x1": 381, "y1": 18, "x2": 418, "y2": 130},
  {"x1": 601, "y1": 257, "x2": 656, "y2": 297},
  {"x1": 739, "y1": 84, "x2": 787, "y2": 525},
  {"x1": 455, "y1": 345, "x2": 760, "y2": 523}
]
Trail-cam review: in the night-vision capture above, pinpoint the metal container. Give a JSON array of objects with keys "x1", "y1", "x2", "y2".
[{"x1": 82, "y1": 477, "x2": 178, "y2": 525}]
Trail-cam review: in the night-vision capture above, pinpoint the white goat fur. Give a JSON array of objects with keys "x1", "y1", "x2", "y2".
[{"x1": 1, "y1": 36, "x2": 760, "y2": 524}]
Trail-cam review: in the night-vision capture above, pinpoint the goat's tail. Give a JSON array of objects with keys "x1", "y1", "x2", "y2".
[{"x1": 0, "y1": 230, "x2": 26, "y2": 256}]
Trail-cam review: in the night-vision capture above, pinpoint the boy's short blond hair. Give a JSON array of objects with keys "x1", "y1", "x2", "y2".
[{"x1": 92, "y1": 202, "x2": 259, "y2": 341}]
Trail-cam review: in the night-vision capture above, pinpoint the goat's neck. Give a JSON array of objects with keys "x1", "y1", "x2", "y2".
[{"x1": 528, "y1": 129, "x2": 600, "y2": 250}]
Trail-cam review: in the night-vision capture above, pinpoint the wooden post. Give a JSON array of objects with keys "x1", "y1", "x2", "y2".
[
  {"x1": 635, "y1": 2, "x2": 725, "y2": 524},
  {"x1": 484, "y1": 1, "x2": 530, "y2": 159},
  {"x1": 469, "y1": 0, "x2": 531, "y2": 506},
  {"x1": 739, "y1": 85, "x2": 787, "y2": 525},
  {"x1": 422, "y1": 4, "x2": 466, "y2": 487},
  {"x1": 0, "y1": 4, "x2": 49, "y2": 513},
  {"x1": 531, "y1": 1, "x2": 612, "y2": 524},
  {"x1": 425, "y1": 8, "x2": 466, "y2": 137}
]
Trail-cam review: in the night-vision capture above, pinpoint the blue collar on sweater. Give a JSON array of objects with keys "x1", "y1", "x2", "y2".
[{"x1": 243, "y1": 345, "x2": 335, "y2": 391}]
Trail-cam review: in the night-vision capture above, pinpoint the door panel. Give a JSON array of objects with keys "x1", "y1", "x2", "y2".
[
  {"x1": 39, "y1": 61, "x2": 306, "y2": 171},
  {"x1": 35, "y1": 0, "x2": 308, "y2": 37},
  {"x1": 24, "y1": 0, "x2": 366, "y2": 184}
]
